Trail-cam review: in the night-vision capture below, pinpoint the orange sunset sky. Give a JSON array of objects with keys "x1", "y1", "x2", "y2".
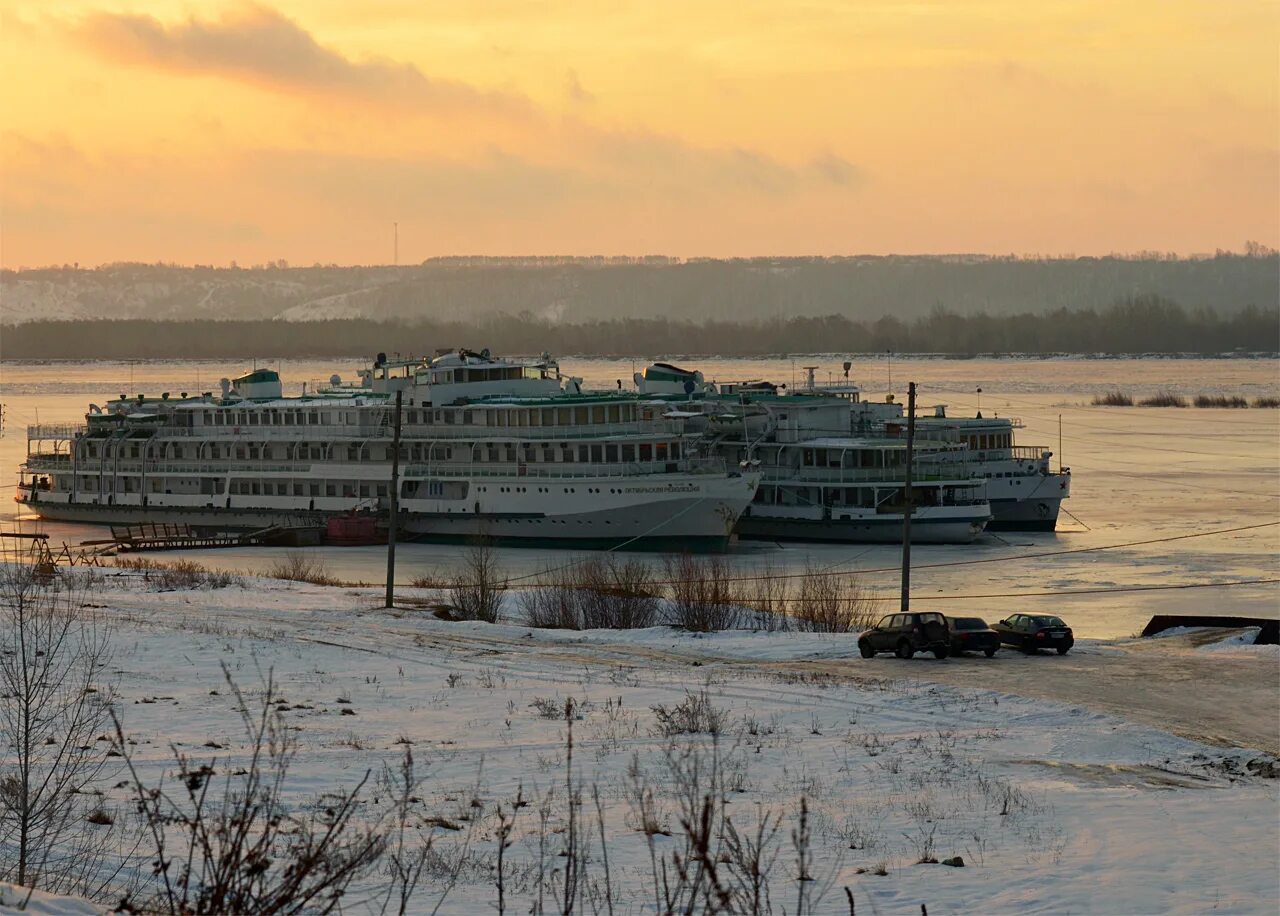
[{"x1": 1, "y1": 1, "x2": 1277, "y2": 267}]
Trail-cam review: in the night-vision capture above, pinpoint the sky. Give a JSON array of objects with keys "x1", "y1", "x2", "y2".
[{"x1": 1, "y1": 0, "x2": 1277, "y2": 266}]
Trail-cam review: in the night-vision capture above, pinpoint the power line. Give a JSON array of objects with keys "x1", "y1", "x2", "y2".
[
  {"x1": 511, "y1": 520, "x2": 1280, "y2": 587},
  {"x1": 866, "y1": 576, "x2": 1280, "y2": 602}
]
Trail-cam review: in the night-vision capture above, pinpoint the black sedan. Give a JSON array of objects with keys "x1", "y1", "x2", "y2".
[
  {"x1": 993, "y1": 614, "x2": 1074, "y2": 654},
  {"x1": 945, "y1": 617, "x2": 1000, "y2": 657}
]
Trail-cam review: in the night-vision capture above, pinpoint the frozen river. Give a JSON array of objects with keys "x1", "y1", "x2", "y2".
[{"x1": 2, "y1": 355, "x2": 1277, "y2": 638}]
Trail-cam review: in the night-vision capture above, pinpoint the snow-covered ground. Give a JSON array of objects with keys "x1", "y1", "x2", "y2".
[{"x1": 23, "y1": 573, "x2": 1278, "y2": 914}]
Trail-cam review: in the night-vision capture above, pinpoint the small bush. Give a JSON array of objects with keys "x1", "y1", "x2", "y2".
[
  {"x1": 575, "y1": 556, "x2": 660, "y2": 629},
  {"x1": 1193, "y1": 394, "x2": 1249, "y2": 408},
  {"x1": 1139, "y1": 391, "x2": 1187, "y2": 407},
  {"x1": 651, "y1": 689, "x2": 729, "y2": 737},
  {"x1": 521, "y1": 556, "x2": 660, "y2": 630},
  {"x1": 1091, "y1": 391, "x2": 1132, "y2": 406},
  {"x1": 663, "y1": 554, "x2": 741, "y2": 632},
  {"x1": 518, "y1": 568, "x2": 581, "y2": 630},
  {"x1": 736, "y1": 565, "x2": 792, "y2": 631},
  {"x1": 448, "y1": 543, "x2": 507, "y2": 623},
  {"x1": 410, "y1": 571, "x2": 447, "y2": 589},
  {"x1": 791, "y1": 566, "x2": 876, "y2": 633},
  {"x1": 266, "y1": 551, "x2": 341, "y2": 586},
  {"x1": 1252, "y1": 396, "x2": 1280, "y2": 408}
]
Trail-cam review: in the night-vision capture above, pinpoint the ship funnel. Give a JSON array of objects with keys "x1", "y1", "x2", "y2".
[
  {"x1": 219, "y1": 378, "x2": 231, "y2": 398},
  {"x1": 330, "y1": 374, "x2": 342, "y2": 387}
]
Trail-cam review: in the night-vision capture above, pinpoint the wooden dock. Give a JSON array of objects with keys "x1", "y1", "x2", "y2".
[{"x1": 104, "y1": 522, "x2": 315, "y2": 552}]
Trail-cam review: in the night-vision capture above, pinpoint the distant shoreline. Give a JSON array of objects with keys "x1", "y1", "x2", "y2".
[{"x1": 3, "y1": 352, "x2": 1279, "y2": 365}]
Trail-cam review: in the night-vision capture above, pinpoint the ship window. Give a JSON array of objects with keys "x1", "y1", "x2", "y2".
[
  {"x1": 360, "y1": 484, "x2": 370, "y2": 498},
  {"x1": 639, "y1": 443, "x2": 652, "y2": 461},
  {"x1": 622, "y1": 444, "x2": 635, "y2": 462},
  {"x1": 293, "y1": 483, "x2": 304, "y2": 496},
  {"x1": 326, "y1": 484, "x2": 337, "y2": 496},
  {"x1": 250, "y1": 482, "x2": 260, "y2": 495},
  {"x1": 606, "y1": 444, "x2": 619, "y2": 462},
  {"x1": 377, "y1": 485, "x2": 387, "y2": 498},
  {"x1": 656, "y1": 443, "x2": 668, "y2": 460},
  {"x1": 672, "y1": 441, "x2": 681, "y2": 459},
  {"x1": 309, "y1": 483, "x2": 320, "y2": 496},
  {"x1": 607, "y1": 405, "x2": 621, "y2": 423}
]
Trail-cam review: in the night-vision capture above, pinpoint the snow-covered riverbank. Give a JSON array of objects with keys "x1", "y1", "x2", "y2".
[{"x1": 16, "y1": 573, "x2": 1275, "y2": 914}]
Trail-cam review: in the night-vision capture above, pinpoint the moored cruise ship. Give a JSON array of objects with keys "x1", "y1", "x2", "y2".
[
  {"x1": 15, "y1": 351, "x2": 760, "y2": 550},
  {"x1": 635, "y1": 365, "x2": 991, "y2": 543},
  {"x1": 650, "y1": 359, "x2": 1072, "y2": 532}
]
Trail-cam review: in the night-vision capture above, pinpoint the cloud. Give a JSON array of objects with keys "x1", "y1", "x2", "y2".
[
  {"x1": 807, "y1": 152, "x2": 863, "y2": 187},
  {"x1": 72, "y1": 3, "x2": 530, "y2": 116}
]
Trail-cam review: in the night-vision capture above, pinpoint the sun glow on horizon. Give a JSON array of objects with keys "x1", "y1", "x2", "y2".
[{"x1": 1, "y1": 0, "x2": 1277, "y2": 267}]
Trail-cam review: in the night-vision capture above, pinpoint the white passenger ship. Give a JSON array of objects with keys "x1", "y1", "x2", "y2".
[
  {"x1": 646, "y1": 360, "x2": 1072, "y2": 532},
  {"x1": 636, "y1": 366, "x2": 991, "y2": 543},
  {"x1": 16, "y1": 351, "x2": 759, "y2": 550}
]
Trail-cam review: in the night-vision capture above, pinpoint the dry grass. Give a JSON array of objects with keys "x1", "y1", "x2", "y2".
[
  {"x1": 113, "y1": 556, "x2": 241, "y2": 589},
  {"x1": 1252, "y1": 396, "x2": 1280, "y2": 408}
]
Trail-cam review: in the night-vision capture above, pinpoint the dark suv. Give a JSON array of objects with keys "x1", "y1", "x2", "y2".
[
  {"x1": 858, "y1": 612, "x2": 951, "y2": 660},
  {"x1": 994, "y1": 614, "x2": 1074, "y2": 654}
]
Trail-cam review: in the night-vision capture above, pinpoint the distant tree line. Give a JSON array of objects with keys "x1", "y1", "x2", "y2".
[{"x1": 3, "y1": 296, "x2": 1275, "y2": 360}]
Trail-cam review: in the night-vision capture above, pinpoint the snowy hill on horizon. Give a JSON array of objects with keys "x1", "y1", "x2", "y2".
[{"x1": 2, "y1": 254, "x2": 1276, "y2": 326}]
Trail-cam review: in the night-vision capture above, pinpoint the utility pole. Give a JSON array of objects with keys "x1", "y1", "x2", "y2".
[
  {"x1": 385, "y1": 388, "x2": 403, "y2": 608},
  {"x1": 899, "y1": 381, "x2": 916, "y2": 613}
]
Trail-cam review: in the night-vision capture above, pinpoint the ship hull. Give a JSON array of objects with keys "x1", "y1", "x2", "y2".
[
  {"x1": 986, "y1": 496, "x2": 1063, "y2": 531},
  {"x1": 735, "y1": 509, "x2": 989, "y2": 544},
  {"x1": 16, "y1": 473, "x2": 757, "y2": 551}
]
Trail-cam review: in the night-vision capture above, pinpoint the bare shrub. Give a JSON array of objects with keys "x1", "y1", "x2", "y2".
[
  {"x1": 663, "y1": 554, "x2": 741, "y2": 632},
  {"x1": 737, "y1": 565, "x2": 792, "y2": 632},
  {"x1": 449, "y1": 542, "x2": 507, "y2": 623},
  {"x1": 266, "y1": 551, "x2": 342, "y2": 586},
  {"x1": 518, "y1": 566, "x2": 580, "y2": 630},
  {"x1": 791, "y1": 567, "x2": 877, "y2": 633},
  {"x1": 112, "y1": 664, "x2": 386, "y2": 914},
  {"x1": 1193, "y1": 394, "x2": 1249, "y2": 408},
  {"x1": 1091, "y1": 391, "x2": 1132, "y2": 406},
  {"x1": 521, "y1": 556, "x2": 659, "y2": 630},
  {"x1": 651, "y1": 690, "x2": 729, "y2": 737},
  {"x1": 1139, "y1": 390, "x2": 1187, "y2": 407},
  {"x1": 0, "y1": 565, "x2": 118, "y2": 898},
  {"x1": 575, "y1": 555, "x2": 659, "y2": 629},
  {"x1": 1252, "y1": 395, "x2": 1280, "y2": 408}
]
